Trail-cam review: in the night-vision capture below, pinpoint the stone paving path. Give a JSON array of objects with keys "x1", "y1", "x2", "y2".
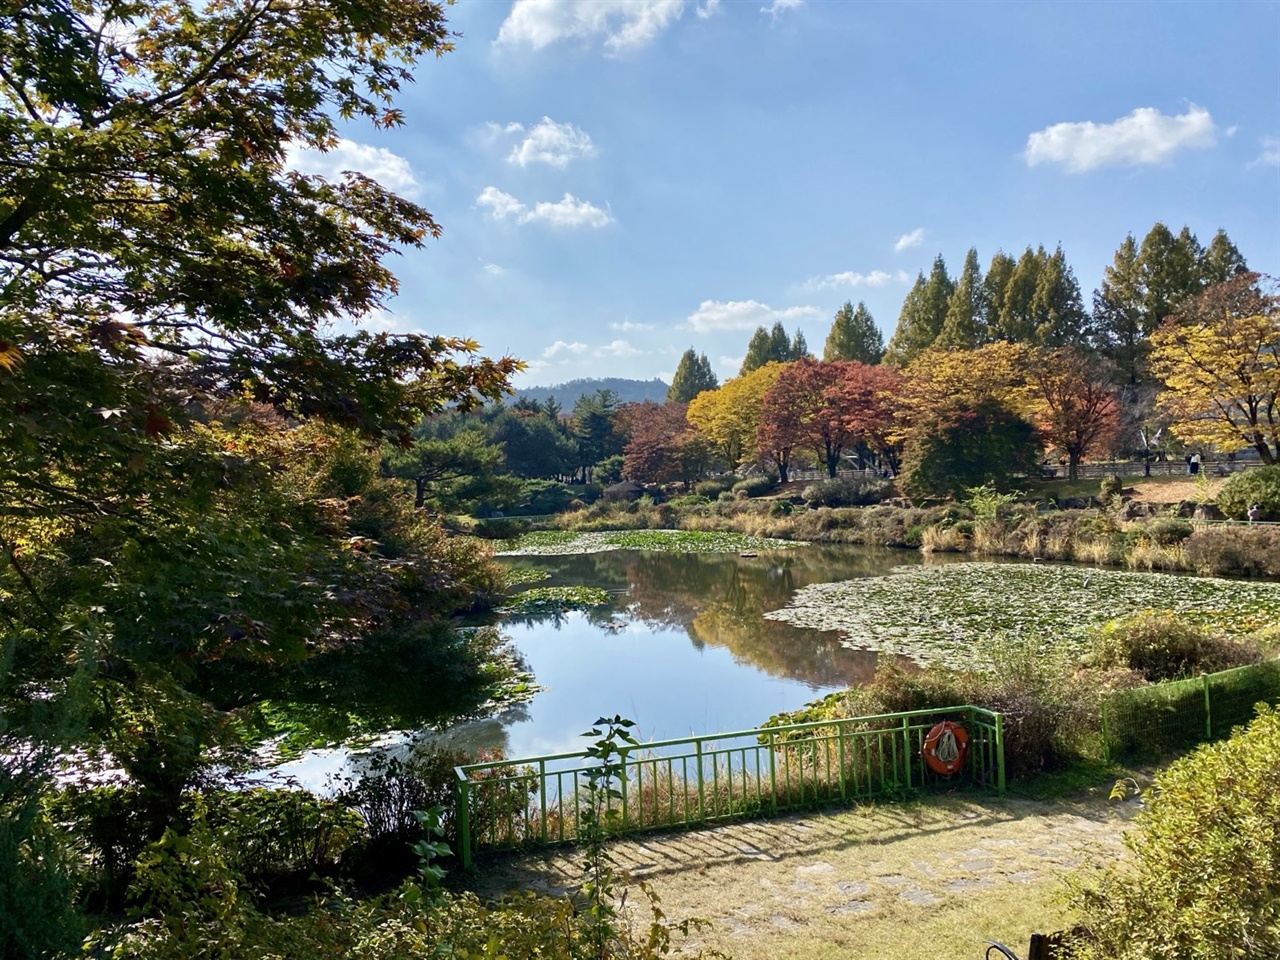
[{"x1": 465, "y1": 794, "x2": 1136, "y2": 959}]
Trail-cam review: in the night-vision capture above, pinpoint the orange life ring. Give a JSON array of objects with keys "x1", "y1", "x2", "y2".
[{"x1": 921, "y1": 720, "x2": 969, "y2": 776}]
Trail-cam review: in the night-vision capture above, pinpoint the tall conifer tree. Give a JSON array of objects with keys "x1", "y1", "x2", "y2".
[
  {"x1": 884, "y1": 255, "x2": 953, "y2": 365},
  {"x1": 667, "y1": 349, "x2": 718, "y2": 402},
  {"x1": 936, "y1": 248, "x2": 987, "y2": 348},
  {"x1": 824, "y1": 301, "x2": 885, "y2": 363}
]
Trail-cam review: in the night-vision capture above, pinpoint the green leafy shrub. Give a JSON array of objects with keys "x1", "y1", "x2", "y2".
[
  {"x1": 1098, "y1": 473, "x2": 1123, "y2": 505},
  {"x1": 801, "y1": 476, "x2": 891, "y2": 507},
  {"x1": 593, "y1": 455, "x2": 625, "y2": 486},
  {"x1": 1138, "y1": 516, "x2": 1193, "y2": 545},
  {"x1": 1066, "y1": 705, "x2": 1280, "y2": 959},
  {"x1": 514, "y1": 479, "x2": 576, "y2": 516},
  {"x1": 694, "y1": 477, "x2": 735, "y2": 499},
  {"x1": 730, "y1": 473, "x2": 778, "y2": 498},
  {"x1": 1183, "y1": 526, "x2": 1280, "y2": 577},
  {"x1": 208, "y1": 789, "x2": 363, "y2": 886},
  {"x1": 474, "y1": 516, "x2": 532, "y2": 540},
  {"x1": 1085, "y1": 612, "x2": 1261, "y2": 682},
  {"x1": 1217, "y1": 464, "x2": 1280, "y2": 520},
  {"x1": 769, "y1": 499, "x2": 793, "y2": 517},
  {"x1": 666, "y1": 494, "x2": 711, "y2": 508}
]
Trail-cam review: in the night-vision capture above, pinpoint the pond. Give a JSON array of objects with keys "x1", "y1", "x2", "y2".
[{"x1": 265, "y1": 544, "x2": 925, "y2": 787}]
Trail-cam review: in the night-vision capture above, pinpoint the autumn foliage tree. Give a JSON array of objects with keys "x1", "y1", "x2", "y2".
[
  {"x1": 1150, "y1": 273, "x2": 1280, "y2": 463},
  {"x1": 686, "y1": 363, "x2": 784, "y2": 471},
  {"x1": 1025, "y1": 348, "x2": 1120, "y2": 480},
  {"x1": 621, "y1": 401, "x2": 714, "y2": 487}
]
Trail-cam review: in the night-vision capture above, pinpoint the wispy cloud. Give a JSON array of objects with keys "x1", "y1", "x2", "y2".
[
  {"x1": 1249, "y1": 136, "x2": 1280, "y2": 168},
  {"x1": 696, "y1": 0, "x2": 721, "y2": 19},
  {"x1": 477, "y1": 187, "x2": 614, "y2": 228},
  {"x1": 808, "y1": 269, "x2": 909, "y2": 290},
  {"x1": 684, "y1": 299, "x2": 821, "y2": 333},
  {"x1": 497, "y1": 0, "x2": 687, "y2": 53},
  {"x1": 481, "y1": 262, "x2": 505, "y2": 277},
  {"x1": 507, "y1": 117, "x2": 596, "y2": 168},
  {"x1": 1025, "y1": 105, "x2": 1218, "y2": 173},
  {"x1": 893, "y1": 228, "x2": 925, "y2": 252},
  {"x1": 596, "y1": 339, "x2": 642, "y2": 357},
  {"x1": 286, "y1": 139, "x2": 419, "y2": 196},
  {"x1": 611, "y1": 320, "x2": 654, "y2": 331},
  {"x1": 761, "y1": 0, "x2": 802, "y2": 21},
  {"x1": 542, "y1": 341, "x2": 589, "y2": 358}
]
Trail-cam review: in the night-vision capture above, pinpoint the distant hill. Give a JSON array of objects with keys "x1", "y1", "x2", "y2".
[{"x1": 514, "y1": 377, "x2": 669, "y2": 407}]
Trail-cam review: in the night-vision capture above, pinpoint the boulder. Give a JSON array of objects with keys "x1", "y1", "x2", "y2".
[{"x1": 1193, "y1": 503, "x2": 1226, "y2": 521}]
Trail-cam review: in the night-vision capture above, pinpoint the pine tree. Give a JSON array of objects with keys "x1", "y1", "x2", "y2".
[
  {"x1": 983, "y1": 251, "x2": 1017, "y2": 335},
  {"x1": 936, "y1": 248, "x2": 987, "y2": 349},
  {"x1": 1093, "y1": 235, "x2": 1145, "y2": 385},
  {"x1": 1138, "y1": 222, "x2": 1203, "y2": 327},
  {"x1": 791, "y1": 330, "x2": 810, "y2": 360},
  {"x1": 823, "y1": 301, "x2": 884, "y2": 363},
  {"x1": 1028, "y1": 245, "x2": 1090, "y2": 347},
  {"x1": 1199, "y1": 229, "x2": 1249, "y2": 285},
  {"x1": 884, "y1": 255, "x2": 952, "y2": 365},
  {"x1": 667, "y1": 348, "x2": 718, "y2": 403},
  {"x1": 767, "y1": 321, "x2": 792, "y2": 363},
  {"x1": 740, "y1": 326, "x2": 772, "y2": 375},
  {"x1": 993, "y1": 246, "x2": 1045, "y2": 343}
]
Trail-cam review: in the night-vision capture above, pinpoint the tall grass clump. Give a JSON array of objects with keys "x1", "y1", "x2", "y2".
[{"x1": 1082, "y1": 612, "x2": 1262, "y2": 682}]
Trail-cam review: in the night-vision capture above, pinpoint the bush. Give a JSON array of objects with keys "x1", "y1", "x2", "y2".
[
  {"x1": 1066, "y1": 705, "x2": 1280, "y2": 959},
  {"x1": 1138, "y1": 516, "x2": 1193, "y2": 545},
  {"x1": 666, "y1": 494, "x2": 710, "y2": 508},
  {"x1": 1085, "y1": 612, "x2": 1261, "y2": 682},
  {"x1": 593, "y1": 455, "x2": 625, "y2": 486},
  {"x1": 1217, "y1": 464, "x2": 1280, "y2": 520},
  {"x1": 801, "y1": 476, "x2": 891, "y2": 507},
  {"x1": 694, "y1": 477, "x2": 735, "y2": 499},
  {"x1": 1098, "y1": 473, "x2": 1124, "y2": 505},
  {"x1": 769, "y1": 499, "x2": 793, "y2": 517},
  {"x1": 730, "y1": 473, "x2": 778, "y2": 498},
  {"x1": 513, "y1": 479, "x2": 576, "y2": 516},
  {"x1": 1183, "y1": 526, "x2": 1280, "y2": 577},
  {"x1": 473, "y1": 516, "x2": 531, "y2": 540}
]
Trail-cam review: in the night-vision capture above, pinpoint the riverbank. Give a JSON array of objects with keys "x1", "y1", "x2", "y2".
[{"x1": 492, "y1": 473, "x2": 1280, "y2": 580}]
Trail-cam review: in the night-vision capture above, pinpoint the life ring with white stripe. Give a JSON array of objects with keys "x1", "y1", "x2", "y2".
[{"x1": 922, "y1": 720, "x2": 969, "y2": 776}]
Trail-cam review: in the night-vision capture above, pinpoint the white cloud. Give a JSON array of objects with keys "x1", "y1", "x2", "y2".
[
  {"x1": 476, "y1": 188, "x2": 613, "y2": 228},
  {"x1": 543, "y1": 341, "x2": 589, "y2": 358},
  {"x1": 286, "y1": 139, "x2": 419, "y2": 196},
  {"x1": 524, "y1": 193, "x2": 614, "y2": 228},
  {"x1": 481, "y1": 262, "x2": 506, "y2": 277},
  {"x1": 597, "y1": 339, "x2": 642, "y2": 357},
  {"x1": 696, "y1": 0, "x2": 720, "y2": 18},
  {"x1": 684, "y1": 299, "x2": 821, "y2": 333},
  {"x1": 611, "y1": 320, "x2": 654, "y2": 331},
  {"x1": 719, "y1": 355, "x2": 745, "y2": 373},
  {"x1": 477, "y1": 186, "x2": 527, "y2": 220},
  {"x1": 1024, "y1": 105, "x2": 1218, "y2": 173},
  {"x1": 497, "y1": 0, "x2": 686, "y2": 53},
  {"x1": 761, "y1": 0, "x2": 802, "y2": 20},
  {"x1": 893, "y1": 228, "x2": 925, "y2": 252},
  {"x1": 809, "y1": 269, "x2": 909, "y2": 290},
  {"x1": 1249, "y1": 136, "x2": 1280, "y2": 168},
  {"x1": 508, "y1": 117, "x2": 596, "y2": 168}
]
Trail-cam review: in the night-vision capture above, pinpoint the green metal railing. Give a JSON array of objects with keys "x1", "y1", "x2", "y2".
[
  {"x1": 1100, "y1": 660, "x2": 1280, "y2": 762},
  {"x1": 454, "y1": 705, "x2": 1004, "y2": 868}
]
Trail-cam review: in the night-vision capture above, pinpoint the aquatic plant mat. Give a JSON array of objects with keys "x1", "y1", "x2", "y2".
[
  {"x1": 497, "y1": 529, "x2": 804, "y2": 556},
  {"x1": 765, "y1": 561, "x2": 1280, "y2": 666},
  {"x1": 466, "y1": 791, "x2": 1134, "y2": 960}
]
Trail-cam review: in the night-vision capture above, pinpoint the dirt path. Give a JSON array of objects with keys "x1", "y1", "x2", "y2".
[{"x1": 465, "y1": 792, "x2": 1136, "y2": 960}]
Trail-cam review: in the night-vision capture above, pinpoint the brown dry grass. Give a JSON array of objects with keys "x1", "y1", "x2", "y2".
[
  {"x1": 1123, "y1": 475, "x2": 1224, "y2": 504},
  {"x1": 466, "y1": 792, "x2": 1135, "y2": 960}
]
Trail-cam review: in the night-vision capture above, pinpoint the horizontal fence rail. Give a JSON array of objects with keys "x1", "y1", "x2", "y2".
[
  {"x1": 454, "y1": 705, "x2": 1004, "y2": 868},
  {"x1": 1101, "y1": 660, "x2": 1280, "y2": 762}
]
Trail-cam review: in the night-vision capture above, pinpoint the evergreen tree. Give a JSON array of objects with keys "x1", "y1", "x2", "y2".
[
  {"x1": 1028, "y1": 244, "x2": 1090, "y2": 347},
  {"x1": 740, "y1": 326, "x2": 773, "y2": 375},
  {"x1": 983, "y1": 251, "x2": 1017, "y2": 334},
  {"x1": 1138, "y1": 222, "x2": 1203, "y2": 327},
  {"x1": 791, "y1": 329, "x2": 810, "y2": 360},
  {"x1": 993, "y1": 246, "x2": 1045, "y2": 343},
  {"x1": 936, "y1": 248, "x2": 987, "y2": 349},
  {"x1": 667, "y1": 349, "x2": 719, "y2": 403},
  {"x1": 884, "y1": 255, "x2": 953, "y2": 365},
  {"x1": 767, "y1": 321, "x2": 792, "y2": 364},
  {"x1": 1093, "y1": 234, "x2": 1147, "y2": 385},
  {"x1": 1200, "y1": 229, "x2": 1249, "y2": 285},
  {"x1": 823, "y1": 301, "x2": 885, "y2": 363}
]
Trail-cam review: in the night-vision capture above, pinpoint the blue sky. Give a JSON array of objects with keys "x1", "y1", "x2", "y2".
[{"x1": 289, "y1": 0, "x2": 1280, "y2": 388}]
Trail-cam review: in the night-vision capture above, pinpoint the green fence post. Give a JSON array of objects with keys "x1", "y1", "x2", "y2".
[
  {"x1": 620, "y1": 747, "x2": 630, "y2": 829},
  {"x1": 1203, "y1": 673, "x2": 1212, "y2": 741},
  {"x1": 994, "y1": 711, "x2": 1006, "y2": 795},
  {"x1": 901, "y1": 716, "x2": 912, "y2": 790},
  {"x1": 457, "y1": 776, "x2": 472, "y2": 870},
  {"x1": 1100, "y1": 699, "x2": 1110, "y2": 764},
  {"x1": 768, "y1": 731, "x2": 778, "y2": 813},
  {"x1": 695, "y1": 740, "x2": 706, "y2": 822},
  {"x1": 837, "y1": 722, "x2": 846, "y2": 800},
  {"x1": 538, "y1": 760, "x2": 548, "y2": 844}
]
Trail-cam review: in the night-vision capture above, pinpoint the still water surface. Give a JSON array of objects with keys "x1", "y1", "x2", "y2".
[{"x1": 269, "y1": 545, "x2": 924, "y2": 786}]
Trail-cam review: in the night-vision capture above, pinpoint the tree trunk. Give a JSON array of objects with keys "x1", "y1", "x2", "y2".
[{"x1": 1068, "y1": 452, "x2": 1081, "y2": 482}]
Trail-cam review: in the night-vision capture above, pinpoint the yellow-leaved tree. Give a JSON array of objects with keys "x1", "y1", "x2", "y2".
[
  {"x1": 686, "y1": 362, "x2": 786, "y2": 470},
  {"x1": 1149, "y1": 273, "x2": 1280, "y2": 463}
]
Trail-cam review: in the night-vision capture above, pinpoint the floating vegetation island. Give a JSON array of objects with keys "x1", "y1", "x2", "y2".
[
  {"x1": 764, "y1": 562, "x2": 1280, "y2": 667},
  {"x1": 498, "y1": 585, "x2": 613, "y2": 616},
  {"x1": 496, "y1": 529, "x2": 804, "y2": 556}
]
